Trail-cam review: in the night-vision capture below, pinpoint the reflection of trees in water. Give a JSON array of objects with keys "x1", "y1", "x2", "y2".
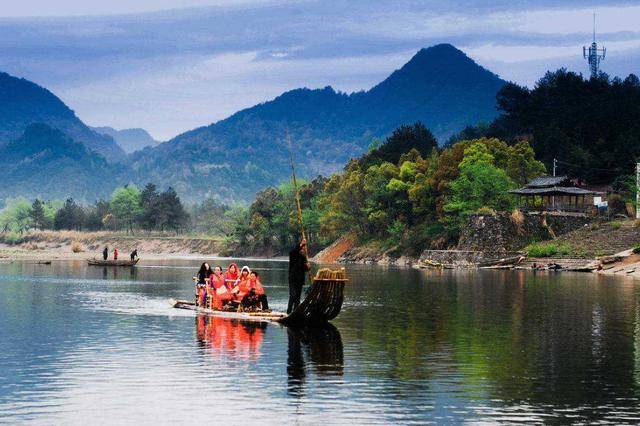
[
  {"x1": 287, "y1": 324, "x2": 344, "y2": 398},
  {"x1": 195, "y1": 316, "x2": 267, "y2": 360},
  {"x1": 340, "y1": 271, "x2": 640, "y2": 418}
]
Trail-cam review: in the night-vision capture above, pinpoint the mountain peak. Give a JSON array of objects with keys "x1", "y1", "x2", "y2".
[{"x1": 398, "y1": 44, "x2": 486, "y2": 76}]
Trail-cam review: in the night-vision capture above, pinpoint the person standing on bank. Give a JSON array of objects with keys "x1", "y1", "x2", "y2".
[{"x1": 288, "y1": 238, "x2": 310, "y2": 314}]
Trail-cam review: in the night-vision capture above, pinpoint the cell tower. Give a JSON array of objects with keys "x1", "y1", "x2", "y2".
[{"x1": 583, "y1": 13, "x2": 605, "y2": 79}]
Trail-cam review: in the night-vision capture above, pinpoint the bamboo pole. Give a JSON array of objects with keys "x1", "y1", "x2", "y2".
[{"x1": 286, "y1": 131, "x2": 313, "y2": 283}]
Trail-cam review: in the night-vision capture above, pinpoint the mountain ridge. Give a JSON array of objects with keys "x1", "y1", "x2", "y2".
[
  {"x1": 0, "y1": 72, "x2": 126, "y2": 162},
  {"x1": 0, "y1": 44, "x2": 507, "y2": 203},
  {"x1": 132, "y1": 44, "x2": 506, "y2": 202},
  {"x1": 0, "y1": 124, "x2": 126, "y2": 202},
  {"x1": 91, "y1": 126, "x2": 160, "y2": 153}
]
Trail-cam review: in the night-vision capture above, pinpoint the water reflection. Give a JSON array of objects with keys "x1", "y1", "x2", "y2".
[
  {"x1": 3, "y1": 260, "x2": 640, "y2": 423},
  {"x1": 287, "y1": 324, "x2": 344, "y2": 397},
  {"x1": 195, "y1": 316, "x2": 266, "y2": 360}
]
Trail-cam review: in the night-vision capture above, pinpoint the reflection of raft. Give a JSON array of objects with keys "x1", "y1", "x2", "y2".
[
  {"x1": 172, "y1": 268, "x2": 347, "y2": 327},
  {"x1": 87, "y1": 258, "x2": 139, "y2": 267}
]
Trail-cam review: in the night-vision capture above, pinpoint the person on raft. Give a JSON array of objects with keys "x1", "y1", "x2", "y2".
[
  {"x1": 225, "y1": 263, "x2": 240, "y2": 288},
  {"x1": 196, "y1": 262, "x2": 213, "y2": 307},
  {"x1": 288, "y1": 239, "x2": 310, "y2": 314},
  {"x1": 232, "y1": 266, "x2": 252, "y2": 300},
  {"x1": 130, "y1": 249, "x2": 138, "y2": 261},
  {"x1": 209, "y1": 265, "x2": 233, "y2": 309},
  {"x1": 113, "y1": 248, "x2": 119, "y2": 260},
  {"x1": 102, "y1": 246, "x2": 109, "y2": 261},
  {"x1": 233, "y1": 266, "x2": 269, "y2": 311},
  {"x1": 241, "y1": 271, "x2": 269, "y2": 311}
]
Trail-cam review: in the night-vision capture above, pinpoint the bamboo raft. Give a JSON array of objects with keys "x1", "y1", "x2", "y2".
[
  {"x1": 172, "y1": 268, "x2": 347, "y2": 327},
  {"x1": 87, "y1": 258, "x2": 139, "y2": 267}
]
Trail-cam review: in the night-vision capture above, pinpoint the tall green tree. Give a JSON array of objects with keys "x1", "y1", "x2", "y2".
[
  {"x1": 0, "y1": 198, "x2": 32, "y2": 234},
  {"x1": 54, "y1": 198, "x2": 85, "y2": 230},
  {"x1": 110, "y1": 185, "x2": 142, "y2": 233},
  {"x1": 156, "y1": 187, "x2": 189, "y2": 231},
  {"x1": 29, "y1": 199, "x2": 46, "y2": 230},
  {"x1": 444, "y1": 143, "x2": 516, "y2": 230},
  {"x1": 139, "y1": 183, "x2": 160, "y2": 231}
]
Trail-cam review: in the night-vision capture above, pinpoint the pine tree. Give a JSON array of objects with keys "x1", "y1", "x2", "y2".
[{"x1": 30, "y1": 199, "x2": 46, "y2": 230}]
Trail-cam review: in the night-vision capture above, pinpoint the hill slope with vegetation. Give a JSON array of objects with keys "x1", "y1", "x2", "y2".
[
  {"x1": 130, "y1": 44, "x2": 506, "y2": 202},
  {"x1": 0, "y1": 124, "x2": 126, "y2": 202},
  {"x1": 450, "y1": 70, "x2": 640, "y2": 186},
  {"x1": 228, "y1": 122, "x2": 545, "y2": 257},
  {"x1": 0, "y1": 72, "x2": 126, "y2": 162}
]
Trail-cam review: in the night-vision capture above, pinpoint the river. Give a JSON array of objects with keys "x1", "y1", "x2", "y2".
[{"x1": 1, "y1": 259, "x2": 639, "y2": 424}]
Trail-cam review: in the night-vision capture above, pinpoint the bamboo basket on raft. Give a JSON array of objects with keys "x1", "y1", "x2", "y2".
[{"x1": 279, "y1": 268, "x2": 348, "y2": 327}]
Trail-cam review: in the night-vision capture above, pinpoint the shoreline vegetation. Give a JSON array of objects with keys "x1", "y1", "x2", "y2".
[{"x1": 2, "y1": 71, "x2": 640, "y2": 267}]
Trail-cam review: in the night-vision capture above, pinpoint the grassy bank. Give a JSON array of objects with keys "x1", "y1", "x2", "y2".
[
  {"x1": 523, "y1": 220, "x2": 640, "y2": 258},
  {"x1": 0, "y1": 230, "x2": 227, "y2": 260}
]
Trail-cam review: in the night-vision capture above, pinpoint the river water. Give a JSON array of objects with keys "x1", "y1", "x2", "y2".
[{"x1": 1, "y1": 259, "x2": 640, "y2": 424}]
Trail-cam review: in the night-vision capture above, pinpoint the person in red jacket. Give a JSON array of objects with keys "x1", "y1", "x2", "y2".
[
  {"x1": 113, "y1": 248, "x2": 118, "y2": 260},
  {"x1": 233, "y1": 266, "x2": 252, "y2": 301},
  {"x1": 210, "y1": 265, "x2": 233, "y2": 309},
  {"x1": 224, "y1": 263, "x2": 240, "y2": 290},
  {"x1": 239, "y1": 271, "x2": 269, "y2": 311}
]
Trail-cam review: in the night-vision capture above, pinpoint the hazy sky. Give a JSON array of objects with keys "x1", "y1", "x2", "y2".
[{"x1": 0, "y1": 0, "x2": 638, "y2": 140}]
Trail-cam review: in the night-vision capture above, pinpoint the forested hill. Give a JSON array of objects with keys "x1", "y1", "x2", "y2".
[
  {"x1": 0, "y1": 72, "x2": 126, "y2": 162},
  {"x1": 131, "y1": 44, "x2": 506, "y2": 202},
  {"x1": 0, "y1": 124, "x2": 126, "y2": 202},
  {"x1": 450, "y1": 70, "x2": 640, "y2": 186}
]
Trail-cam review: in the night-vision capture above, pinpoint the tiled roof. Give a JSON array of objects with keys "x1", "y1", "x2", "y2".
[
  {"x1": 525, "y1": 176, "x2": 570, "y2": 188},
  {"x1": 509, "y1": 186, "x2": 602, "y2": 196}
]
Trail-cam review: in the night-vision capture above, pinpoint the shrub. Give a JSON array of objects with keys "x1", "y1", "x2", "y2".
[
  {"x1": 71, "y1": 241, "x2": 84, "y2": 253},
  {"x1": 525, "y1": 242, "x2": 572, "y2": 257},
  {"x1": 475, "y1": 206, "x2": 497, "y2": 216},
  {"x1": 610, "y1": 221, "x2": 623, "y2": 230},
  {"x1": 2, "y1": 232, "x2": 26, "y2": 245},
  {"x1": 633, "y1": 244, "x2": 640, "y2": 254}
]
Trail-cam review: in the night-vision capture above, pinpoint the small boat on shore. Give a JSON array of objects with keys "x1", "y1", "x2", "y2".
[
  {"x1": 172, "y1": 268, "x2": 347, "y2": 327},
  {"x1": 87, "y1": 258, "x2": 139, "y2": 267}
]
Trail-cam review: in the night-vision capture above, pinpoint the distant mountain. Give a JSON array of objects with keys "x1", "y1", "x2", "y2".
[
  {"x1": 92, "y1": 126, "x2": 160, "y2": 153},
  {"x1": 0, "y1": 124, "x2": 125, "y2": 202},
  {"x1": 0, "y1": 72, "x2": 126, "y2": 162},
  {"x1": 132, "y1": 44, "x2": 506, "y2": 202}
]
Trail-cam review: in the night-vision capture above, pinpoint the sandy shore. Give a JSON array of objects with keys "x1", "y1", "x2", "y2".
[{"x1": 0, "y1": 230, "x2": 232, "y2": 262}]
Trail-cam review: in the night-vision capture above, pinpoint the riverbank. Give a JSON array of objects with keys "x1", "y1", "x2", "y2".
[{"x1": 0, "y1": 230, "x2": 227, "y2": 261}]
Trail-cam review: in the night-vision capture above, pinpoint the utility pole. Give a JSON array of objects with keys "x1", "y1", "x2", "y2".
[
  {"x1": 552, "y1": 158, "x2": 557, "y2": 210},
  {"x1": 636, "y1": 163, "x2": 640, "y2": 219}
]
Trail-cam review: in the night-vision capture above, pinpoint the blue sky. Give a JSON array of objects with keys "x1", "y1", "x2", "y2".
[{"x1": 0, "y1": 0, "x2": 638, "y2": 140}]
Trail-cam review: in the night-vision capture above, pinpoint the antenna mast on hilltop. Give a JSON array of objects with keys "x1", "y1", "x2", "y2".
[{"x1": 583, "y1": 13, "x2": 606, "y2": 79}]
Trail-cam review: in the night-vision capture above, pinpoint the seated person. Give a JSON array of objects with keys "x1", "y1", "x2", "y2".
[
  {"x1": 233, "y1": 266, "x2": 251, "y2": 299},
  {"x1": 224, "y1": 263, "x2": 240, "y2": 289},
  {"x1": 210, "y1": 265, "x2": 234, "y2": 309},
  {"x1": 239, "y1": 271, "x2": 269, "y2": 311},
  {"x1": 195, "y1": 262, "x2": 212, "y2": 307}
]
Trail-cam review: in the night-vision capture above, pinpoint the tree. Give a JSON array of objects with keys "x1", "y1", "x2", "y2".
[
  {"x1": 110, "y1": 185, "x2": 142, "y2": 233},
  {"x1": 156, "y1": 187, "x2": 189, "y2": 231},
  {"x1": 0, "y1": 198, "x2": 33, "y2": 234},
  {"x1": 84, "y1": 200, "x2": 110, "y2": 231},
  {"x1": 54, "y1": 198, "x2": 85, "y2": 230},
  {"x1": 444, "y1": 143, "x2": 516, "y2": 230},
  {"x1": 139, "y1": 183, "x2": 160, "y2": 231},
  {"x1": 358, "y1": 122, "x2": 438, "y2": 169},
  {"x1": 30, "y1": 199, "x2": 46, "y2": 230}
]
